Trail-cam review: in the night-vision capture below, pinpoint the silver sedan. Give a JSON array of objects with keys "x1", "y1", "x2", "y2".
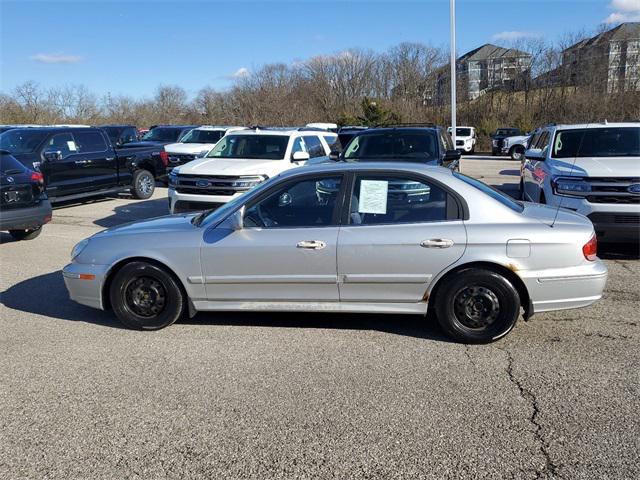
[{"x1": 63, "y1": 163, "x2": 607, "y2": 343}]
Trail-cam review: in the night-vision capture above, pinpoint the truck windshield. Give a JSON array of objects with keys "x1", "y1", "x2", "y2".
[
  {"x1": 344, "y1": 132, "x2": 438, "y2": 161},
  {"x1": 552, "y1": 127, "x2": 640, "y2": 158},
  {"x1": 495, "y1": 129, "x2": 520, "y2": 136},
  {"x1": 454, "y1": 128, "x2": 472, "y2": 137},
  {"x1": 181, "y1": 129, "x2": 224, "y2": 144},
  {"x1": 0, "y1": 130, "x2": 49, "y2": 154},
  {"x1": 207, "y1": 135, "x2": 289, "y2": 160},
  {"x1": 142, "y1": 127, "x2": 185, "y2": 142}
]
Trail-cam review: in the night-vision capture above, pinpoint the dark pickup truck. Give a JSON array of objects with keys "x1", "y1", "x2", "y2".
[
  {"x1": 0, "y1": 127, "x2": 168, "y2": 203},
  {"x1": 119, "y1": 124, "x2": 198, "y2": 149},
  {"x1": 490, "y1": 127, "x2": 522, "y2": 155}
]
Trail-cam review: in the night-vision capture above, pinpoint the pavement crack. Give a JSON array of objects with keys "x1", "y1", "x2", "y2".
[{"x1": 499, "y1": 347, "x2": 561, "y2": 479}]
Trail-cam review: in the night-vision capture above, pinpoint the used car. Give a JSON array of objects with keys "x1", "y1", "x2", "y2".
[
  {"x1": 447, "y1": 126, "x2": 477, "y2": 154},
  {"x1": 491, "y1": 127, "x2": 522, "y2": 155},
  {"x1": 63, "y1": 162, "x2": 607, "y2": 343}
]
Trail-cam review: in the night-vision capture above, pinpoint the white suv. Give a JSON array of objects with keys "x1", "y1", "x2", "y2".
[
  {"x1": 447, "y1": 126, "x2": 476, "y2": 154},
  {"x1": 168, "y1": 128, "x2": 332, "y2": 213},
  {"x1": 164, "y1": 126, "x2": 246, "y2": 173},
  {"x1": 521, "y1": 122, "x2": 639, "y2": 243}
]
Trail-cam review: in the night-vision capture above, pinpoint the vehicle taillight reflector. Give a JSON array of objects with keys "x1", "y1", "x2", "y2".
[
  {"x1": 79, "y1": 274, "x2": 95, "y2": 280},
  {"x1": 44, "y1": 214, "x2": 52, "y2": 224},
  {"x1": 582, "y1": 233, "x2": 598, "y2": 261},
  {"x1": 31, "y1": 172, "x2": 44, "y2": 183},
  {"x1": 160, "y1": 151, "x2": 169, "y2": 167}
]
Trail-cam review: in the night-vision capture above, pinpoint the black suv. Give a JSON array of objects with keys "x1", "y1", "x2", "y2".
[
  {"x1": 490, "y1": 127, "x2": 522, "y2": 156},
  {"x1": 338, "y1": 126, "x2": 461, "y2": 169},
  {"x1": 121, "y1": 125, "x2": 199, "y2": 149},
  {"x1": 0, "y1": 150, "x2": 52, "y2": 240}
]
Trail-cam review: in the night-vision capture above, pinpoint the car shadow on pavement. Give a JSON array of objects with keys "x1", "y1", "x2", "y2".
[
  {"x1": 94, "y1": 198, "x2": 170, "y2": 228},
  {"x1": 1, "y1": 270, "x2": 452, "y2": 340},
  {"x1": 0, "y1": 270, "x2": 120, "y2": 329},
  {"x1": 499, "y1": 169, "x2": 521, "y2": 176}
]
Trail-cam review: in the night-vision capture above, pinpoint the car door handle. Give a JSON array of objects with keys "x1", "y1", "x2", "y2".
[
  {"x1": 105, "y1": 157, "x2": 115, "y2": 161},
  {"x1": 74, "y1": 160, "x2": 90, "y2": 165},
  {"x1": 420, "y1": 238, "x2": 454, "y2": 248},
  {"x1": 296, "y1": 240, "x2": 326, "y2": 250}
]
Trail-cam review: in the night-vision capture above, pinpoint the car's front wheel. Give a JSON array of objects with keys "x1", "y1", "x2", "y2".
[
  {"x1": 434, "y1": 269, "x2": 520, "y2": 343},
  {"x1": 9, "y1": 227, "x2": 42, "y2": 241},
  {"x1": 109, "y1": 261, "x2": 186, "y2": 330},
  {"x1": 510, "y1": 146, "x2": 525, "y2": 161}
]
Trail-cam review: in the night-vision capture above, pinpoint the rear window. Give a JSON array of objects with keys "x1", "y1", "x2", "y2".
[
  {"x1": 75, "y1": 131, "x2": 108, "y2": 152},
  {"x1": 0, "y1": 130, "x2": 49, "y2": 154},
  {"x1": 453, "y1": 171, "x2": 523, "y2": 212},
  {"x1": 0, "y1": 152, "x2": 27, "y2": 174},
  {"x1": 552, "y1": 127, "x2": 640, "y2": 158},
  {"x1": 142, "y1": 127, "x2": 185, "y2": 142}
]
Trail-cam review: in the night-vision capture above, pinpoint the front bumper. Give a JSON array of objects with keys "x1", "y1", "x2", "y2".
[
  {"x1": 0, "y1": 199, "x2": 52, "y2": 231},
  {"x1": 168, "y1": 187, "x2": 240, "y2": 214},
  {"x1": 519, "y1": 260, "x2": 608, "y2": 314},
  {"x1": 62, "y1": 262, "x2": 110, "y2": 310}
]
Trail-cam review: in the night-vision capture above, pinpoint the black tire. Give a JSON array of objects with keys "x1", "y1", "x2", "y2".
[
  {"x1": 510, "y1": 146, "x2": 524, "y2": 161},
  {"x1": 434, "y1": 269, "x2": 520, "y2": 343},
  {"x1": 131, "y1": 169, "x2": 155, "y2": 199},
  {"x1": 9, "y1": 227, "x2": 42, "y2": 241},
  {"x1": 109, "y1": 261, "x2": 186, "y2": 330}
]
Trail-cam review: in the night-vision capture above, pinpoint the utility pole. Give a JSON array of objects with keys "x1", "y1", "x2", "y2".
[{"x1": 450, "y1": 0, "x2": 457, "y2": 146}]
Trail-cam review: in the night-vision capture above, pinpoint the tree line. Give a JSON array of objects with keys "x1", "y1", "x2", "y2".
[{"x1": 1, "y1": 30, "x2": 638, "y2": 147}]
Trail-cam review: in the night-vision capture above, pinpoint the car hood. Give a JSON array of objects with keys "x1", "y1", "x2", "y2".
[
  {"x1": 94, "y1": 214, "x2": 198, "y2": 238},
  {"x1": 177, "y1": 157, "x2": 289, "y2": 177},
  {"x1": 165, "y1": 143, "x2": 215, "y2": 154},
  {"x1": 550, "y1": 157, "x2": 639, "y2": 178},
  {"x1": 521, "y1": 202, "x2": 592, "y2": 227}
]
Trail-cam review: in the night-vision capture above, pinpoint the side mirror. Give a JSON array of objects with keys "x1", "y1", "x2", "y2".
[
  {"x1": 443, "y1": 149, "x2": 461, "y2": 162},
  {"x1": 329, "y1": 150, "x2": 340, "y2": 161},
  {"x1": 524, "y1": 148, "x2": 544, "y2": 161},
  {"x1": 292, "y1": 151, "x2": 310, "y2": 162},
  {"x1": 228, "y1": 207, "x2": 244, "y2": 230},
  {"x1": 43, "y1": 150, "x2": 62, "y2": 162}
]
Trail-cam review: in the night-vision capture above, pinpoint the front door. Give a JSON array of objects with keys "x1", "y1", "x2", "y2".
[
  {"x1": 338, "y1": 173, "x2": 467, "y2": 303},
  {"x1": 73, "y1": 130, "x2": 118, "y2": 190},
  {"x1": 40, "y1": 132, "x2": 90, "y2": 198},
  {"x1": 200, "y1": 174, "x2": 346, "y2": 302}
]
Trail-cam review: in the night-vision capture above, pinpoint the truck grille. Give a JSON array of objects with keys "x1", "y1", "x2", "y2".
[
  {"x1": 0, "y1": 184, "x2": 34, "y2": 209},
  {"x1": 174, "y1": 174, "x2": 258, "y2": 196},
  {"x1": 586, "y1": 177, "x2": 640, "y2": 204},
  {"x1": 168, "y1": 154, "x2": 196, "y2": 165},
  {"x1": 456, "y1": 140, "x2": 464, "y2": 146},
  {"x1": 588, "y1": 213, "x2": 640, "y2": 225}
]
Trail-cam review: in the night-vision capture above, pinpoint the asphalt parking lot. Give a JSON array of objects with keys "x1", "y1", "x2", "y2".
[{"x1": 1, "y1": 157, "x2": 638, "y2": 479}]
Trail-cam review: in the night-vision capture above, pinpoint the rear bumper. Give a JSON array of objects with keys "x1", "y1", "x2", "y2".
[
  {"x1": 519, "y1": 260, "x2": 608, "y2": 314},
  {"x1": 0, "y1": 200, "x2": 52, "y2": 231},
  {"x1": 62, "y1": 262, "x2": 110, "y2": 310}
]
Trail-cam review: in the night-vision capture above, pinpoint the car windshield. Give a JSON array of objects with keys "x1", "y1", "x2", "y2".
[
  {"x1": 454, "y1": 128, "x2": 472, "y2": 137},
  {"x1": 181, "y1": 129, "x2": 225, "y2": 144},
  {"x1": 344, "y1": 132, "x2": 438, "y2": 161},
  {"x1": 0, "y1": 130, "x2": 49, "y2": 154},
  {"x1": 453, "y1": 171, "x2": 524, "y2": 212},
  {"x1": 552, "y1": 127, "x2": 640, "y2": 158},
  {"x1": 141, "y1": 127, "x2": 185, "y2": 142},
  {"x1": 206, "y1": 134, "x2": 289, "y2": 160},
  {"x1": 496, "y1": 129, "x2": 520, "y2": 136}
]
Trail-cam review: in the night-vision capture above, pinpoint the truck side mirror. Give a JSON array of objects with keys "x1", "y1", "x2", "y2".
[
  {"x1": 292, "y1": 151, "x2": 310, "y2": 163},
  {"x1": 44, "y1": 150, "x2": 62, "y2": 162},
  {"x1": 524, "y1": 148, "x2": 545, "y2": 161}
]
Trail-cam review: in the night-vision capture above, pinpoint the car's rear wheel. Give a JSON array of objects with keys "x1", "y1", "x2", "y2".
[
  {"x1": 9, "y1": 227, "x2": 42, "y2": 241},
  {"x1": 109, "y1": 261, "x2": 186, "y2": 330},
  {"x1": 434, "y1": 269, "x2": 520, "y2": 343},
  {"x1": 131, "y1": 169, "x2": 155, "y2": 199}
]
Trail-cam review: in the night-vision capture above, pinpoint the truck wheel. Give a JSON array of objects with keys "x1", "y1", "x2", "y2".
[
  {"x1": 110, "y1": 261, "x2": 186, "y2": 330},
  {"x1": 510, "y1": 146, "x2": 524, "y2": 161},
  {"x1": 9, "y1": 227, "x2": 42, "y2": 241},
  {"x1": 131, "y1": 169, "x2": 155, "y2": 199},
  {"x1": 434, "y1": 268, "x2": 520, "y2": 343}
]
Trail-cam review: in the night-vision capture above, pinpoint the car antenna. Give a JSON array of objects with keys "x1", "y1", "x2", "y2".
[{"x1": 550, "y1": 122, "x2": 589, "y2": 228}]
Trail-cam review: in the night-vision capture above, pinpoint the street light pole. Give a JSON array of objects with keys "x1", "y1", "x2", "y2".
[{"x1": 450, "y1": 0, "x2": 457, "y2": 146}]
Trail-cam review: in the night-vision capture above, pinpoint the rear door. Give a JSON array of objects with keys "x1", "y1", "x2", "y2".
[
  {"x1": 337, "y1": 172, "x2": 467, "y2": 303},
  {"x1": 73, "y1": 130, "x2": 117, "y2": 190}
]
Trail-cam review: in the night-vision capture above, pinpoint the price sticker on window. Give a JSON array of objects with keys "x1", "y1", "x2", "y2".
[
  {"x1": 359, "y1": 180, "x2": 388, "y2": 214},
  {"x1": 67, "y1": 141, "x2": 77, "y2": 151}
]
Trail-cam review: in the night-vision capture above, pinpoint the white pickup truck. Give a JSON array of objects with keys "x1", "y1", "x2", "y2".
[
  {"x1": 167, "y1": 128, "x2": 332, "y2": 213},
  {"x1": 164, "y1": 126, "x2": 246, "y2": 173},
  {"x1": 521, "y1": 122, "x2": 639, "y2": 243}
]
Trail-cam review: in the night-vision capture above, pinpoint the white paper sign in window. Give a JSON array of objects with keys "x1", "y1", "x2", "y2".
[
  {"x1": 359, "y1": 180, "x2": 388, "y2": 214},
  {"x1": 67, "y1": 141, "x2": 77, "y2": 151}
]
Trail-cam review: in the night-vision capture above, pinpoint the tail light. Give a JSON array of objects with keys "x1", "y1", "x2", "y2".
[
  {"x1": 582, "y1": 233, "x2": 598, "y2": 261},
  {"x1": 160, "y1": 150, "x2": 169, "y2": 167},
  {"x1": 31, "y1": 172, "x2": 44, "y2": 183}
]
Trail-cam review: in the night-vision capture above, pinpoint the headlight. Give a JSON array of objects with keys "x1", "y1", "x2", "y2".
[
  {"x1": 552, "y1": 177, "x2": 592, "y2": 197},
  {"x1": 503, "y1": 139, "x2": 509, "y2": 147},
  {"x1": 229, "y1": 175, "x2": 267, "y2": 189},
  {"x1": 492, "y1": 140, "x2": 498, "y2": 146},
  {"x1": 168, "y1": 168, "x2": 180, "y2": 186},
  {"x1": 71, "y1": 239, "x2": 89, "y2": 261}
]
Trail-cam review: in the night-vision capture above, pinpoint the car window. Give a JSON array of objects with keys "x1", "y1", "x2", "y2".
[
  {"x1": 0, "y1": 130, "x2": 49, "y2": 154},
  {"x1": 440, "y1": 131, "x2": 453, "y2": 152},
  {"x1": 349, "y1": 175, "x2": 449, "y2": 225},
  {"x1": 207, "y1": 135, "x2": 290, "y2": 160},
  {"x1": 121, "y1": 128, "x2": 137, "y2": 144},
  {"x1": 533, "y1": 131, "x2": 550, "y2": 150},
  {"x1": 0, "y1": 152, "x2": 27, "y2": 173},
  {"x1": 552, "y1": 127, "x2": 640, "y2": 158},
  {"x1": 321, "y1": 134, "x2": 339, "y2": 150},
  {"x1": 74, "y1": 131, "x2": 108, "y2": 153},
  {"x1": 303, "y1": 136, "x2": 325, "y2": 158},
  {"x1": 344, "y1": 132, "x2": 438, "y2": 161},
  {"x1": 44, "y1": 133, "x2": 77, "y2": 158},
  {"x1": 142, "y1": 127, "x2": 183, "y2": 142},
  {"x1": 181, "y1": 129, "x2": 224, "y2": 144},
  {"x1": 291, "y1": 137, "x2": 306, "y2": 157},
  {"x1": 244, "y1": 176, "x2": 343, "y2": 228}
]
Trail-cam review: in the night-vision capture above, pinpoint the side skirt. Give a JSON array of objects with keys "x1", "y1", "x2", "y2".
[{"x1": 191, "y1": 300, "x2": 429, "y2": 315}]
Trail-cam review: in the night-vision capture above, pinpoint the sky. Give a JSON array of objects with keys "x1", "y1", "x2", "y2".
[{"x1": 1, "y1": 0, "x2": 639, "y2": 99}]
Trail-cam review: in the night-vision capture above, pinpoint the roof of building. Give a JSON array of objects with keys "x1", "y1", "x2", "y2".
[
  {"x1": 457, "y1": 44, "x2": 530, "y2": 62},
  {"x1": 565, "y1": 22, "x2": 640, "y2": 51}
]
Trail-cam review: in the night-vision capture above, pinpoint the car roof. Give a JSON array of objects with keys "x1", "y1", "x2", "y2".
[
  {"x1": 3, "y1": 126, "x2": 99, "y2": 134},
  {"x1": 226, "y1": 128, "x2": 300, "y2": 136},
  {"x1": 547, "y1": 122, "x2": 640, "y2": 130},
  {"x1": 193, "y1": 125, "x2": 245, "y2": 131},
  {"x1": 351, "y1": 127, "x2": 439, "y2": 136},
  {"x1": 278, "y1": 161, "x2": 454, "y2": 179}
]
